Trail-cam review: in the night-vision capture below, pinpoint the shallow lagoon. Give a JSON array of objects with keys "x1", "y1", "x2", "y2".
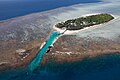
[{"x1": 0, "y1": 0, "x2": 120, "y2": 80}]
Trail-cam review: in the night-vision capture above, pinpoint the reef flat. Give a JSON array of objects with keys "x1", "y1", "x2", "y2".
[{"x1": 0, "y1": 1, "x2": 120, "y2": 70}]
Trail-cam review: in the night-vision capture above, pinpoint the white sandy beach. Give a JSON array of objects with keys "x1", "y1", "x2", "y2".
[
  {"x1": 0, "y1": 0, "x2": 120, "y2": 71},
  {"x1": 47, "y1": 0, "x2": 120, "y2": 42},
  {"x1": 53, "y1": 13, "x2": 119, "y2": 35}
]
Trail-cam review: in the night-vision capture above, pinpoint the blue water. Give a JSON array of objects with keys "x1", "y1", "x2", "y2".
[
  {"x1": 1, "y1": 0, "x2": 120, "y2": 80},
  {"x1": 0, "y1": 31, "x2": 120, "y2": 80},
  {"x1": 0, "y1": 53, "x2": 120, "y2": 80},
  {"x1": 0, "y1": 0, "x2": 100, "y2": 20},
  {"x1": 0, "y1": 32, "x2": 120, "y2": 80},
  {"x1": 28, "y1": 31, "x2": 61, "y2": 72}
]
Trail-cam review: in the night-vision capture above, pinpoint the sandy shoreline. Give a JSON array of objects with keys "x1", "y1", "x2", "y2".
[
  {"x1": 53, "y1": 13, "x2": 118, "y2": 35},
  {"x1": 0, "y1": 0, "x2": 120, "y2": 71}
]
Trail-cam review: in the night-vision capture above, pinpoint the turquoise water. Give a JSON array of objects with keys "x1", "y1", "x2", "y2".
[
  {"x1": 0, "y1": 30, "x2": 119, "y2": 80},
  {"x1": 28, "y1": 31, "x2": 61, "y2": 72},
  {"x1": 0, "y1": 53, "x2": 120, "y2": 80},
  {"x1": 0, "y1": 31, "x2": 120, "y2": 80}
]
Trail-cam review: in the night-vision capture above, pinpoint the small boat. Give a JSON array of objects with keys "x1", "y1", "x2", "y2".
[{"x1": 46, "y1": 45, "x2": 53, "y2": 53}]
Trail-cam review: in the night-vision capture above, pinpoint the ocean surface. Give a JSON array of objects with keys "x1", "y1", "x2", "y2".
[
  {"x1": 1, "y1": 0, "x2": 120, "y2": 80},
  {"x1": 0, "y1": 53, "x2": 120, "y2": 80},
  {"x1": 0, "y1": 0, "x2": 100, "y2": 20}
]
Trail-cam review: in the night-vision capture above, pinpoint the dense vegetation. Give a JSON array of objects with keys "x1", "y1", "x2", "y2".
[{"x1": 55, "y1": 14, "x2": 114, "y2": 30}]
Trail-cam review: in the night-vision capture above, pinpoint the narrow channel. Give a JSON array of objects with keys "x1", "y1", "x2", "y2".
[{"x1": 28, "y1": 31, "x2": 62, "y2": 72}]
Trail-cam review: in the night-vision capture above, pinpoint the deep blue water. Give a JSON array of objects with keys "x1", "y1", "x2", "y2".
[
  {"x1": 0, "y1": 53, "x2": 120, "y2": 80},
  {"x1": 1, "y1": 0, "x2": 120, "y2": 80},
  {"x1": 0, "y1": 0, "x2": 100, "y2": 20}
]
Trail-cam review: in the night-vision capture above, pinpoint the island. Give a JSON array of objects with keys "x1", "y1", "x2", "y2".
[
  {"x1": 0, "y1": 9, "x2": 120, "y2": 73},
  {"x1": 55, "y1": 14, "x2": 114, "y2": 30}
]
